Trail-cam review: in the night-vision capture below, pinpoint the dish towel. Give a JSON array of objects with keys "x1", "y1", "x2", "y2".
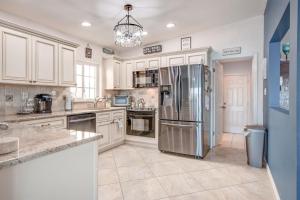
[{"x1": 115, "y1": 119, "x2": 123, "y2": 129}]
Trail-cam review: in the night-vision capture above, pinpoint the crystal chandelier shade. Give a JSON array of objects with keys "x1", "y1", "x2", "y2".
[{"x1": 114, "y1": 4, "x2": 143, "y2": 48}]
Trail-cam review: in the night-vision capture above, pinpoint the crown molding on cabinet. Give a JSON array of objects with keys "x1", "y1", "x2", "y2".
[
  {"x1": 117, "y1": 46, "x2": 212, "y2": 61},
  {"x1": 0, "y1": 19, "x2": 79, "y2": 48}
]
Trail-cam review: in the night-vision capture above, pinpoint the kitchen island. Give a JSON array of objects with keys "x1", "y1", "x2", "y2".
[{"x1": 0, "y1": 124, "x2": 100, "y2": 200}]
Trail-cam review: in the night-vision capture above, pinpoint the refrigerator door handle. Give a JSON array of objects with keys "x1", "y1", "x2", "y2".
[
  {"x1": 174, "y1": 69, "x2": 180, "y2": 113},
  {"x1": 161, "y1": 123, "x2": 197, "y2": 128},
  {"x1": 179, "y1": 73, "x2": 183, "y2": 111}
]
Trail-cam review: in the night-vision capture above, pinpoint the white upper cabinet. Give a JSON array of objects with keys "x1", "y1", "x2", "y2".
[
  {"x1": 160, "y1": 56, "x2": 167, "y2": 68},
  {"x1": 186, "y1": 52, "x2": 207, "y2": 65},
  {"x1": 113, "y1": 61, "x2": 121, "y2": 89},
  {"x1": 32, "y1": 37, "x2": 58, "y2": 85},
  {"x1": 0, "y1": 26, "x2": 77, "y2": 86},
  {"x1": 134, "y1": 59, "x2": 146, "y2": 71},
  {"x1": 166, "y1": 54, "x2": 185, "y2": 66},
  {"x1": 104, "y1": 58, "x2": 122, "y2": 89},
  {"x1": 1, "y1": 28, "x2": 31, "y2": 83},
  {"x1": 59, "y1": 45, "x2": 76, "y2": 86},
  {"x1": 147, "y1": 57, "x2": 160, "y2": 69},
  {"x1": 124, "y1": 61, "x2": 133, "y2": 89}
]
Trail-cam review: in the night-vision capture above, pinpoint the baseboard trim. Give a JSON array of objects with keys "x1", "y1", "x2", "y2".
[
  {"x1": 98, "y1": 141, "x2": 124, "y2": 153},
  {"x1": 266, "y1": 164, "x2": 281, "y2": 200},
  {"x1": 125, "y1": 139, "x2": 158, "y2": 149}
]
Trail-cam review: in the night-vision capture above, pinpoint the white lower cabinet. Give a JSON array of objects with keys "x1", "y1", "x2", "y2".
[
  {"x1": 19, "y1": 117, "x2": 67, "y2": 129},
  {"x1": 96, "y1": 110, "x2": 125, "y2": 151},
  {"x1": 96, "y1": 121, "x2": 111, "y2": 147}
]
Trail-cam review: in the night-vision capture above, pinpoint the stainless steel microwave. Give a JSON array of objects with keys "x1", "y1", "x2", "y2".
[
  {"x1": 133, "y1": 69, "x2": 159, "y2": 88},
  {"x1": 112, "y1": 95, "x2": 130, "y2": 107}
]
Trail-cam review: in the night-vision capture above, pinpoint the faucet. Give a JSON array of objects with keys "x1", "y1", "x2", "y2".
[
  {"x1": 137, "y1": 98, "x2": 146, "y2": 109},
  {"x1": 94, "y1": 97, "x2": 103, "y2": 108}
]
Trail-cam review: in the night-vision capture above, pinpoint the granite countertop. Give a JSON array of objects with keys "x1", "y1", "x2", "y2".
[
  {"x1": 0, "y1": 124, "x2": 101, "y2": 170},
  {"x1": 0, "y1": 107, "x2": 126, "y2": 123}
]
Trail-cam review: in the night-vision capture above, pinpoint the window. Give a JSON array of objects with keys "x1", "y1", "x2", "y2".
[
  {"x1": 71, "y1": 63, "x2": 97, "y2": 100},
  {"x1": 279, "y1": 31, "x2": 290, "y2": 110}
]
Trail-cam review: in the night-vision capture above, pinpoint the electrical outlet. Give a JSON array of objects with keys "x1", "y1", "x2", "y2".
[{"x1": 5, "y1": 95, "x2": 13, "y2": 102}]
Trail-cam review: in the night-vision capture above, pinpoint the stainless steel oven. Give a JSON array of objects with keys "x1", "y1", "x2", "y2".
[
  {"x1": 67, "y1": 113, "x2": 96, "y2": 132},
  {"x1": 127, "y1": 109, "x2": 155, "y2": 138}
]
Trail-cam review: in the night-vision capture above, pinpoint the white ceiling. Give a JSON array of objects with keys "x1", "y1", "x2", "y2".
[{"x1": 0, "y1": 0, "x2": 266, "y2": 50}]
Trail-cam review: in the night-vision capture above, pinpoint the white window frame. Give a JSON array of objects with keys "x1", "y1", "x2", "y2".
[{"x1": 71, "y1": 62, "x2": 99, "y2": 101}]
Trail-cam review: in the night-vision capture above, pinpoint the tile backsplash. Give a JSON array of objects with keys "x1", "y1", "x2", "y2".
[
  {"x1": 0, "y1": 84, "x2": 69, "y2": 115},
  {"x1": 120, "y1": 88, "x2": 159, "y2": 108}
]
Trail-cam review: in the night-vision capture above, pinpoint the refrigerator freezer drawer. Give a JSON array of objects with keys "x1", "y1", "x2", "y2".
[{"x1": 159, "y1": 120, "x2": 205, "y2": 157}]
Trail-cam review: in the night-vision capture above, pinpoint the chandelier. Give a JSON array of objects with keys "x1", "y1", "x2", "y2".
[{"x1": 113, "y1": 4, "x2": 143, "y2": 47}]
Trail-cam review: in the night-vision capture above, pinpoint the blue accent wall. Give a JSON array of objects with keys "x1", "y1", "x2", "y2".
[{"x1": 264, "y1": 1, "x2": 298, "y2": 200}]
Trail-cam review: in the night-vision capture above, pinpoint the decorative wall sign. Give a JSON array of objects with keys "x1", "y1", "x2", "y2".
[
  {"x1": 222, "y1": 47, "x2": 242, "y2": 56},
  {"x1": 103, "y1": 47, "x2": 115, "y2": 55},
  {"x1": 181, "y1": 37, "x2": 191, "y2": 50},
  {"x1": 85, "y1": 44, "x2": 92, "y2": 58},
  {"x1": 143, "y1": 45, "x2": 162, "y2": 55}
]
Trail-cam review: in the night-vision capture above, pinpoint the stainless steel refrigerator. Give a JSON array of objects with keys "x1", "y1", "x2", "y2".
[{"x1": 158, "y1": 64, "x2": 211, "y2": 158}]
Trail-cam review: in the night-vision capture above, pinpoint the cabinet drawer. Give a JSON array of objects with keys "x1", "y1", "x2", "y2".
[
  {"x1": 20, "y1": 117, "x2": 67, "y2": 129},
  {"x1": 112, "y1": 111, "x2": 124, "y2": 119},
  {"x1": 96, "y1": 112, "x2": 111, "y2": 122}
]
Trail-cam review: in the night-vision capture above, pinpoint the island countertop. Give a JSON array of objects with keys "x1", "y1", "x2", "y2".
[
  {"x1": 0, "y1": 107, "x2": 126, "y2": 123},
  {"x1": 0, "y1": 124, "x2": 101, "y2": 170}
]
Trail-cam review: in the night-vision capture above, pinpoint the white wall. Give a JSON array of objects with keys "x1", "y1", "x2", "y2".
[
  {"x1": 119, "y1": 15, "x2": 264, "y2": 124},
  {"x1": 223, "y1": 60, "x2": 252, "y2": 75}
]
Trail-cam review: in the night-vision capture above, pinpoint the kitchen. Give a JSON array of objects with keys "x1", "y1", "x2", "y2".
[{"x1": 0, "y1": 1, "x2": 282, "y2": 200}]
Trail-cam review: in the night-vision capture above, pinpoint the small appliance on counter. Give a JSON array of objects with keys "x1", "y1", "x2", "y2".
[
  {"x1": 34, "y1": 94, "x2": 52, "y2": 113},
  {"x1": 112, "y1": 95, "x2": 130, "y2": 107}
]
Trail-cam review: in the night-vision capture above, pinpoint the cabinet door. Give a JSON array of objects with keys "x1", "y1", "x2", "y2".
[
  {"x1": 135, "y1": 60, "x2": 146, "y2": 71},
  {"x1": 111, "y1": 117, "x2": 125, "y2": 142},
  {"x1": 59, "y1": 45, "x2": 76, "y2": 86},
  {"x1": 32, "y1": 37, "x2": 58, "y2": 85},
  {"x1": 160, "y1": 56, "x2": 167, "y2": 68},
  {"x1": 2, "y1": 28, "x2": 31, "y2": 83},
  {"x1": 97, "y1": 121, "x2": 111, "y2": 148},
  {"x1": 186, "y1": 52, "x2": 207, "y2": 65},
  {"x1": 125, "y1": 62, "x2": 133, "y2": 89},
  {"x1": 147, "y1": 57, "x2": 160, "y2": 69},
  {"x1": 166, "y1": 54, "x2": 185, "y2": 66},
  {"x1": 113, "y1": 61, "x2": 121, "y2": 89}
]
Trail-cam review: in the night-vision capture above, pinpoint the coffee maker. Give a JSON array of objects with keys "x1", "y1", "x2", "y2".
[{"x1": 34, "y1": 94, "x2": 52, "y2": 113}]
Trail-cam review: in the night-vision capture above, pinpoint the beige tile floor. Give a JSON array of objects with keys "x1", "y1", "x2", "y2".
[{"x1": 98, "y1": 133, "x2": 275, "y2": 200}]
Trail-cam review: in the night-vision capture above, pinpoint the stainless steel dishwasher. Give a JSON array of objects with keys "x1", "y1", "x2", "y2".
[{"x1": 67, "y1": 113, "x2": 96, "y2": 132}]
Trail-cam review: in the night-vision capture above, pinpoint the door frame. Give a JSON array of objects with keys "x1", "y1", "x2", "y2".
[
  {"x1": 223, "y1": 73, "x2": 251, "y2": 133},
  {"x1": 211, "y1": 54, "x2": 258, "y2": 147}
]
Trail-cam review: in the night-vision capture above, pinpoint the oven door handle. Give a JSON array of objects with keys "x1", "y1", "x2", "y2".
[
  {"x1": 128, "y1": 115, "x2": 154, "y2": 118},
  {"x1": 68, "y1": 117, "x2": 96, "y2": 123}
]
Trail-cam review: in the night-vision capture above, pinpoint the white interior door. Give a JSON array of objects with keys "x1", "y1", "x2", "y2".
[
  {"x1": 214, "y1": 62, "x2": 224, "y2": 144},
  {"x1": 223, "y1": 75, "x2": 248, "y2": 133}
]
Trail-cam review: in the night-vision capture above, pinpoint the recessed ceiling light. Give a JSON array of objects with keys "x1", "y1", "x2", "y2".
[
  {"x1": 166, "y1": 23, "x2": 175, "y2": 28},
  {"x1": 81, "y1": 21, "x2": 91, "y2": 27},
  {"x1": 142, "y1": 31, "x2": 148, "y2": 36}
]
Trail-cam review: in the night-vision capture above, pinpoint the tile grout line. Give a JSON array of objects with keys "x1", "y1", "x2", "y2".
[{"x1": 110, "y1": 149, "x2": 125, "y2": 200}]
